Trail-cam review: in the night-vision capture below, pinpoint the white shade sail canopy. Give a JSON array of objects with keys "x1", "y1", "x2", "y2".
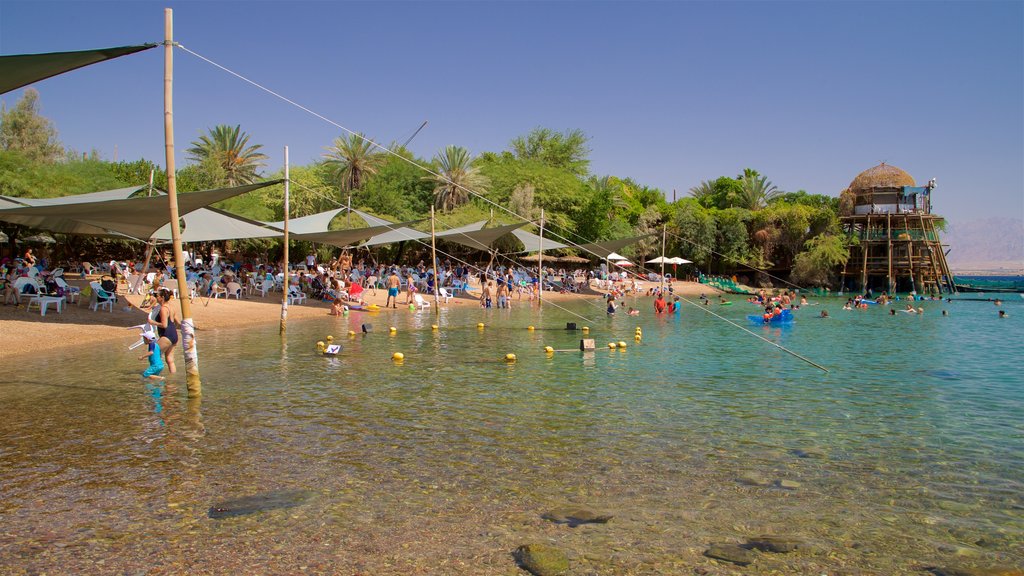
[
  {"x1": 511, "y1": 228, "x2": 568, "y2": 253},
  {"x1": 353, "y1": 209, "x2": 430, "y2": 246},
  {"x1": 437, "y1": 221, "x2": 529, "y2": 252},
  {"x1": 0, "y1": 181, "x2": 283, "y2": 239},
  {"x1": 265, "y1": 207, "x2": 347, "y2": 235},
  {"x1": 153, "y1": 207, "x2": 283, "y2": 242}
]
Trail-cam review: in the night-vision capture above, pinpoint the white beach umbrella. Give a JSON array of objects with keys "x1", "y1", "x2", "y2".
[
  {"x1": 646, "y1": 256, "x2": 671, "y2": 264},
  {"x1": 606, "y1": 252, "x2": 628, "y2": 261},
  {"x1": 669, "y1": 257, "x2": 692, "y2": 265}
]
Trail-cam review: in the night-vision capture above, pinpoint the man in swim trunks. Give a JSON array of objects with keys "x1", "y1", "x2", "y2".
[{"x1": 386, "y1": 270, "x2": 401, "y2": 308}]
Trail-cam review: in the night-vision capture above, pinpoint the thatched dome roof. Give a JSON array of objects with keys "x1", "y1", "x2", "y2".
[{"x1": 848, "y1": 163, "x2": 915, "y2": 194}]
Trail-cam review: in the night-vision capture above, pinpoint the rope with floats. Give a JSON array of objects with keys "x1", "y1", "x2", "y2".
[{"x1": 177, "y1": 44, "x2": 827, "y2": 371}]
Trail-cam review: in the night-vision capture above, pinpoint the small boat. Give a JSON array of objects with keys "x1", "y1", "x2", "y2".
[{"x1": 748, "y1": 309, "x2": 794, "y2": 325}]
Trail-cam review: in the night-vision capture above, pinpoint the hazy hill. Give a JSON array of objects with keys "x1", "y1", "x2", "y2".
[{"x1": 943, "y1": 217, "x2": 1024, "y2": 273}]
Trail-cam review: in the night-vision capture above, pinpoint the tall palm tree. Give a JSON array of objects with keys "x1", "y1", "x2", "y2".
[
  {"x1": 186, "y1": 124, "x2": 267, "y2": 186},
  {"x1": 737, "y1": 172, "x2": 780, "y2": 210},
  {"x1": 322, "y1": 133, "x2": 383, "y2": 218},
  {"x1": 427, "y1": 145, "x2": 489, "y2": 212}
]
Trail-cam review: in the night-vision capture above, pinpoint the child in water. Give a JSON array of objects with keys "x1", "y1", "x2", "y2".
[{"x1": 139, "y1": 332, "x2": 165, "y2": 381}]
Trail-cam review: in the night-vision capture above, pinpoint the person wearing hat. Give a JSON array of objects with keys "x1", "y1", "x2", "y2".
[{"x1": 138, "y1": 330, "x2": 165, "y2": 381}]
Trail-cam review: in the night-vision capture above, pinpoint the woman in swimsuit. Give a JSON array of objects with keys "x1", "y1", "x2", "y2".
[{"x1": 148, "y1": 288, "x2": 181, "y2": 374}]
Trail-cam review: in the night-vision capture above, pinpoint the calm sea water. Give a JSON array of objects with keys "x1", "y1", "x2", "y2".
[{"x1": 1, "y1": 295, "x2": 1021, "y2": 574}]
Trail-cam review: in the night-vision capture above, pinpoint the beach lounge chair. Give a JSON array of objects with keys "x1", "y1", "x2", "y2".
[
  {"x1": 89, "y1": 281, "x2": 116, "y2": 312},
  {"x1": 14, "y1": 277, "x2": 43, "y2": 304},
  {"x1": 413, "y1": 293, "x2": 431, "y2": 309}
]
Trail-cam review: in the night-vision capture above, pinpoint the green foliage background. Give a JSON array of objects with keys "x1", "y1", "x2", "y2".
[{"x1": 0, "y1": 90, "x2": 850, "y2": 287}]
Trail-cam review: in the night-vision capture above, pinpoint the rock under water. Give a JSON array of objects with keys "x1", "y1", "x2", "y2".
[{"x1": 208, "y1": 489, "x2": 315, "y2": 520}]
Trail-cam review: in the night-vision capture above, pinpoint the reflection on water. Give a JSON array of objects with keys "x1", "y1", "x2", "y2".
[{"x1": 0, "y1": 297, "x2": 1022, "y2": 574}]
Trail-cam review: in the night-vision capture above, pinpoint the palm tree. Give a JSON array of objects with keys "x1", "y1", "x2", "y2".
[
  {"x1": 737, "y1": 171, "x2": 780, "y2": 210},
  {"x1": 322, "y1": 133, "x2": 383, "y2": 216},
  {"x1": 689, "y1": 180, "x2": 716, "y2": 206},
  {"x1": 186, "y1": 125, "x2": 267, "y2": 186},
  {"x1": 427, "y1": 146, "x2": 489, "y2": 212}
]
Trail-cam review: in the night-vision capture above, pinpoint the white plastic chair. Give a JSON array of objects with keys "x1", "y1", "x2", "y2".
[
  {"x1": 54, "y1": 277, "x2": 80, "y2": 304},
  {"x1": 438, "y1": 288, "x2": 452, "y2": 303},
  {"x1": 287, "y1": 286, "x2": 306, "y2": 305},
  {"x1": 89, "y1": 281, "x2": 115, "y2": 312},
  {"x1": 413, "y1": 293, "x2": 431, "y2": 309},
  {"x1": 226, "y1": 281, "x2": 243, "y2": 299}
]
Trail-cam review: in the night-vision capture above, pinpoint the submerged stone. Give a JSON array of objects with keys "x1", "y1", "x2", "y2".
[
  {"x1": 208, "y1": 489, "x2": 314, "y2": 519},
  {"x1": 704, "y1": 543, "x2": 757, "y2": 566},
  {"x1": 514, "y1": 543, "x2": 569, "y2": 576},
  {"x1": 541, "y1": 508, "x2": 613, "y2": 527},
  {"x1": 776, "y1": 479, "x2": 802, "y2": 490},
  {"x1": 790, "y1": 448, "x2": 827, "y2": 459},
  {"x1": 736, "y1": 472, "x2": 771, "y2": 487},
  {"x1": 926, "y1": 567, "x2": 1024, "y2": 576},
  {"x1": 746, "y1": 535, "x2": 808, "y2": 553}
]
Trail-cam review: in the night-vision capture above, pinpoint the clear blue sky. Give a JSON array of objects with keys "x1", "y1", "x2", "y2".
[{"x1": 1, "y1": 1, "x2": 1021, "y2": 226}]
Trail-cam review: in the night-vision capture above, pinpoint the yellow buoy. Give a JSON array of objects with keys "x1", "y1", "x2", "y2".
[
  {"x1": 505, "y1": 353, "x2": 517, "y2": 362},
  {"x1": 316, "y1": 341, "x2": 325, "y2": 351},
  {"x1": 477, "y1": 322, "x2": 485, "y2": 329},
  {"x1": 431, "y1": 324, "x2": 438, "y2": 331},
  {"x1": 634, "y1": 334, "x2": 642, "y2": 342},
  {"x1": 326, "y1": 335, "x2": 334, "y2": 342},
  {"x1": 348, "y1": 330, "x2": 356, "y2": 337},
  {"x1": 392, "y1": 352, "x2": 404, "y2": 361},
  {"x1": 608, "y1": 342, "x2": 617, "y2": 349},
  {"x1": 582, "y1": 326, "x2": 590, "y2": 333},
  {"x1": 544, "y1": 346, "x2": 554, "y2": 353},
  {"x1": 389, "y1": 326, "x2": 397, "y2": 333},
  {"x1": 618, "y1": 341, "x2": 628, "y2": 348},
  {"x1": 527, "y1": 325, "x2": 535, "y2": 331}
]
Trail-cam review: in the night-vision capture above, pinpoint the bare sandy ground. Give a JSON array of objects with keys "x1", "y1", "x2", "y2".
[{"x1": 0, "y1": 276, "x2": 717, "y2": 360}]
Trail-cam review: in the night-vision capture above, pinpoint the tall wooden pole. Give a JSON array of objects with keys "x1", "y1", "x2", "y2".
[
  {"x1": 537, "y1": 208, "x2": 544, "y2": 307},
  {"x1": 280, "y1": 146, "x2": 289, "y2": 335},
  {"x1": 133, "y1": 170, "x2": 158, "y2": 295},
  {"x1": 430, "y1": 205, "x2": 440, "y2": 312},
  {"x1": 164, "y1": 8, "x2": 201, "y2": 396},
  {"x1": 660, "y1": 224, "x2": 666, "y2": 294}
]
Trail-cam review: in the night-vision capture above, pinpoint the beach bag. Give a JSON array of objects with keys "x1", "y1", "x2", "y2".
[{"x1": 101, "y1": 279, "x2": 116, "y2": 292}]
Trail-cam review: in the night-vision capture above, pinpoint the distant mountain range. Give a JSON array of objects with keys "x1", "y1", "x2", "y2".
[{"x1": 942, "y1": 217, "x2": 1023, "y2": 273}]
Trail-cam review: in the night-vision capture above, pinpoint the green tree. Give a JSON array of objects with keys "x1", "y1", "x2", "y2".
[
  {"x1": 715, "y1": 208, "x2": 753, "y2": 267},
  {"x1": 322, "y1": 132, "x2": 383, "y2": 209},
  {"x1": 186, "y1": 124, "x2": 267, "y2": 186},
  {"x1": 0, "y1": 88, "x2": 63, "y2": 163},
  {"x1": 736, "y1": 169, "x2": 780, "y2": 210},
  {"x1": 689, "y1": 176, "x2": 743, "y2": 210},
  {"x1": 509, "y1": 127, "x2": 590, "y2": 177},
  {"x1": 357, "y1": 152, "x2": 435, "y2": 221},
  {"x1": 428, "y1": 145, "x2": 489, "y2": 213},
  {"x1": 791, "y1": 233, "x2": 850, "y2": 286},
  {"x1": 669, "y1": 199, "x2": 716, "y2": 268}
]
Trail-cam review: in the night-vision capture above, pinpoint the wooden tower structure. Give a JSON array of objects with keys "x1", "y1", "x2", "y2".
[{"x1": 839, "y1": 163, "x2": 956, "y2": 294}]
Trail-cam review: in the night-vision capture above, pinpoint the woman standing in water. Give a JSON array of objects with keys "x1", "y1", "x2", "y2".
[{"x1": 148, "y1": 288, "x2": 181, "y2": 375}]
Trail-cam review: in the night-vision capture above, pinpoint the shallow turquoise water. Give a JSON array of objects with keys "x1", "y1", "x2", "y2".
[{"x1": 1, "y1": 295, "x2": 1022, "y2": 574}]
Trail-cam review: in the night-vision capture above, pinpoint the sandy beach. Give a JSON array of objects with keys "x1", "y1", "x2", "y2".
[{"x1": 0, "y1": 276, "x2": 718, "y2": 359}]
